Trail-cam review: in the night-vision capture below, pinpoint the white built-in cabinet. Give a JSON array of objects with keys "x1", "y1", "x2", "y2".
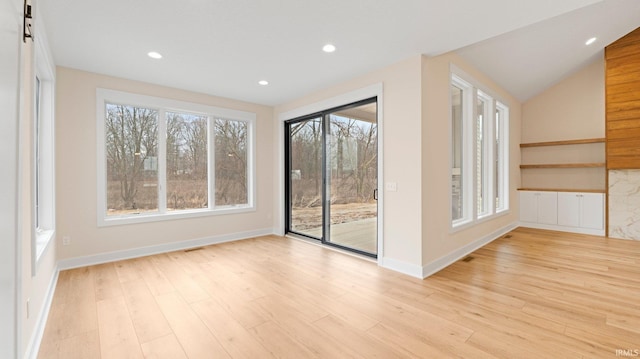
[
  {"x1": 519, "y1": 190, "x2": 604, "y2": 236},
  {"x1": 520, "y1": 191, "x2": 558, "y2": 225},
  {"x1": 557, "y1": 192, "x2": 604, "y2": 230}
]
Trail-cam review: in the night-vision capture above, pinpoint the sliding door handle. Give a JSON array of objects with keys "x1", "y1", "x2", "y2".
[{"x1": 373, "y1": 189, "x2": 378, "y2": 200}]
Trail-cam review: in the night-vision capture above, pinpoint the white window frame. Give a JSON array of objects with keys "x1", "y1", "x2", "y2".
[
  {"x1": 32, "y1": 24, "x2": 56, "y2": 273},
  {"x1": 495, "y1": 102, "x2": 510, "y2": 213},
  {"x1": 96, "y1": 89, "x2": 256, "y2": 226},
  {"x1": 451, "y1": 76, "x2": 474, "y2": 227},
  {"x1": 451, "y1": 68, "x2": 509, "y2": 231}
]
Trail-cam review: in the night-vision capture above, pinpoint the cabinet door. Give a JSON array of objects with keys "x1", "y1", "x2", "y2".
[
  {"x1": 519, "y1": 191, "x2": 538, "y2": 223},
  {"x1": 537, "y1": 192, "x2": 558, "y2": 225},
  {"x1": 581, "y1": 193, "x2": 604, "y2": 229},
  {"x1": 557, "y1": 192, "x2": 580, "y2": 227}
]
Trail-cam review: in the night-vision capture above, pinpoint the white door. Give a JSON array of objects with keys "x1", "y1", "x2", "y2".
[
  {"x1": 558, "y1": 192, "x2": 580, "y2": 227},
  {"x1": 581, "y1": 193, "x2": 604, "y2": 230},
  {"x1": 537, "y1": 192, "x2": 558, "y2": 225},
  {"x1": 519, "y1": 191, "x2": 538, "y2": 223}
]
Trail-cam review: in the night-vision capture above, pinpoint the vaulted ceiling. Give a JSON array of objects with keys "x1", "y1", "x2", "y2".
[{"x1": 39, "y1": 0, "x2": 640, "y2": 106}]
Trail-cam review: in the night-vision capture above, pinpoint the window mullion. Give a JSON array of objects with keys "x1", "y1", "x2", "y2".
[{"x1": 158, "y1": 110, "x2": 167, "y2": 213}]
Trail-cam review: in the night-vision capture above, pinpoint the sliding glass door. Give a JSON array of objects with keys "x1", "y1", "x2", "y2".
[
  {"x1": 285, "y1": 99, "x2": 378, "y2": 257},
  {"x1": 287, "y1": 117, "x2": 323, "y2": 239}
]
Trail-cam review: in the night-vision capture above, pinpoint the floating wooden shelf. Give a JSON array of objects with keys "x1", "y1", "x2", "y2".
[
  {"x1": 518, "y1": 188, "x2": 606, "y2": 193},
  {"x1": 519, "y1": 163, "x2": 606, "y2": 169},
  {"x1": 520, "y1": 138, "x2": 605, "y2": 148}
]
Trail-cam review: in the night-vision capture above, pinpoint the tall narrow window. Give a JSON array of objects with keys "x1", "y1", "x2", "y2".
[
  {"x1": 451, "y1": 84, "x2": 464, "y2": 222},
  {"x1": 495, "y1": 103, "x2": 509, "y2": 212},
  {"x1": 451, "y1": 73, "x2": 509, "y2": 228},
  {"x1": 35, "y1": 76, "x2": 42, "y2": 229},
  {"x1": 33, "y1": 36, "x2": 56, "y2": 270},
  {"x1": 477, "y1": 92, "x2": 492, "y2": 217},
  {"x1": 97, "y1": 89, "x2": 255, "y2": 226}
]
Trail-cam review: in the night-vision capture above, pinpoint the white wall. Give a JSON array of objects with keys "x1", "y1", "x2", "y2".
[
  {"x1": 14, "y1": 1, "x2": 60, "y2": 357},
  {"x1": 421, "y1": 52, "x2": 522, "y2": 271},
  {"x1": 275, "y1": 53, "x2": 523, "y2": 277},
  {"x1": 1, "y1": 0, "x2": 22, "y2": 356},
  {"x1": 274, "y1": 56, "x2": 424, "y2": 275},
  {"x1": 55, "y1": 67, "x2": 276, "y2": 262},
  {"x1": 521, "y1": 58, "x2": 605, "y2": 190}
]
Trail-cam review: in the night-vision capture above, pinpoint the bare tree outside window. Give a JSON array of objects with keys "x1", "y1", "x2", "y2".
[
  {"x1": 215, "y1": 119, "x2": 248, "y2": 206},
  {"x1": 166, "y1": 112, "x2": 209, "y2": 211},
  {"x1": 105, "y1": 103, "x2": 158, "y2": 214}
]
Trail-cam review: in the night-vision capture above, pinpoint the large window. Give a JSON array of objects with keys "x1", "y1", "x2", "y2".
[
  {"x1": 33, "y1": 31, "x2": 56, "y2": 271},
  {"x1": 451, "y1": 72, "x2": 509, "y2": 228},
  {"x1": 97, "y1": 89, "x2": 255, "y2": 226}
]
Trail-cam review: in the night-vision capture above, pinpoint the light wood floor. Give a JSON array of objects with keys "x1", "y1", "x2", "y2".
[{"x1": 38, "y1": 227, "x2": 640, "y2": 358}]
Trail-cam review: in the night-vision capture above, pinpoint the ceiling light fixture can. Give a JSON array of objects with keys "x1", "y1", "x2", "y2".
[
  {"x1": 323, "y1": 44, "x2": 336, "y2": 53},
  {"x1": 585, "y1": 37, "x2": 597, "y2": 46},
  {"x1": 258, "y1": 80, "x2": 269, "y2": 86},
  {"x1": 147, "y1": 51, "x2": 163, "y2": 59}
]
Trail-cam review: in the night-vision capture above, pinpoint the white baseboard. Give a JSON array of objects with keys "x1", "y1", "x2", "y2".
[
  {"x1": 58, "y1": 228, "x2": 275, "y2": 270},
  {"x1": 518, "y1": 222, "x2": 605, "y2": 236},
  {"x1": 25, "y1": 265, "x2": 59, "y2": 359},
  {"x1": 380, "y1": 257, "x2": 424, "y2": 279},
  {"x1": 421, "y1": 223, "x2": 518, "y2": 278}
]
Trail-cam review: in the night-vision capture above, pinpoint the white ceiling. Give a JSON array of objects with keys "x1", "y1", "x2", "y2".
[
  {"x1": 456, "y1": 0, "x2": 640, "y2": 102},
  {"x1": 39, "y1": 0, "x2": 637, "y2": 106}
]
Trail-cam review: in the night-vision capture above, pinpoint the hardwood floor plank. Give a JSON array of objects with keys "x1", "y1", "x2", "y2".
[
  {"x1": 313, "y1": 314, "x2": 405, "y2": 359},
  {"x1": 155, "y1": 292, "x2": 230, "y2": 359},
  {"x1": 140, "y1": 334, "x2": 188, "y2": 359},
  {"x1": 113, "y1": 258, "x2": 143, "y2": 283},
  {"x1": 57, "y1": 330, "x2": 101, "y2": 359},
  {"x1": 191, "y1": 298, "x2": 274, "y2": 359},
  {"x1": 120, "y1": 279, "x2": 173, "y2": 343},
  {"x1": 92, "y1": 263, "x2": 123, "y2": 301},
  {"x1": 151, "y1": 254, "x2": 209, "y2": 303},
  {"x1": 248, "y1": 321, "x2": 317, "y2": 359},
  {"x1": 133, "y1": 256, "x2": 175, "y2": 296},
  {"x1": 96, "y1": 296, "x2": 144, "y2": 359}
]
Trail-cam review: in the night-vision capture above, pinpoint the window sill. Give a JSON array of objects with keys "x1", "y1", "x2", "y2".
[
  {"x1": 35, "y1": 229, "x2": 55, "y2": 263},
  {"x1": 98, "y1": 205, "x2": 255, "y2": 227}
]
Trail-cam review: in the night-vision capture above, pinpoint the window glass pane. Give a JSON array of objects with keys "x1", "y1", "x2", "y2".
[
  {"x1": 105, "y1": 103, "x2": 159, "y2": 215},
  {"x1": 166, "y1": 112, "x2": 209, "y2": 211},
  {"x1": 214, "y1": 119, "x2": 248, "y2": 206},
  {"x1": 495, "y1": 108, "x2": 502, "y2": 210},
  {"x1": 477, "y1": 96, "x2": 490, "y2": 216},
  {"x1": 35, "y1": 76, "x2": 41, "y2": 229},
  {"x1": 289, "y1": 118, "x2": 323, "y2": 236},
  {"x1": 451, "y1": 84, "x2": 464, "y2": 221}
]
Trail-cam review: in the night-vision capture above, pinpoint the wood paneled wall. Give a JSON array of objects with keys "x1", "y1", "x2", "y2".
[{"x1": 606, "y1": 27, "x2": 640, "y2": 169}]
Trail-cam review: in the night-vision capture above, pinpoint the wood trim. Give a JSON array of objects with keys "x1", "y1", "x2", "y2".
[
  {"x1": 517, "y1": 188, "x2": 605, "y2": 193},
  {"x1": 519, "y1": 163, "x2": 605, "y2": 169},
  {"x1": 520, "y1": 138, "x2": 605, "y2": 148}
]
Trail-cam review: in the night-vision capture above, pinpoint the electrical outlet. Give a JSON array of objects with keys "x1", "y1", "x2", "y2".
[{"x1": 62, "y1": 236, "x2": 71, "y2": 246}]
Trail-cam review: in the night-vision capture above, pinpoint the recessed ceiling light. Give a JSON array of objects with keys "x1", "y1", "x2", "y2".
[
  {"x1": 322, "y1": 44, "x2": 336, "y2": 53},
  {"x1": 147, "y1": 51, "x2": 163, "y2": 59},
  {"x1": 585, "y1": 37, "x2": 597, "y2": 46},
  {"x1": 258, "y1": 80, "x2": 269, "y2": 86}
]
